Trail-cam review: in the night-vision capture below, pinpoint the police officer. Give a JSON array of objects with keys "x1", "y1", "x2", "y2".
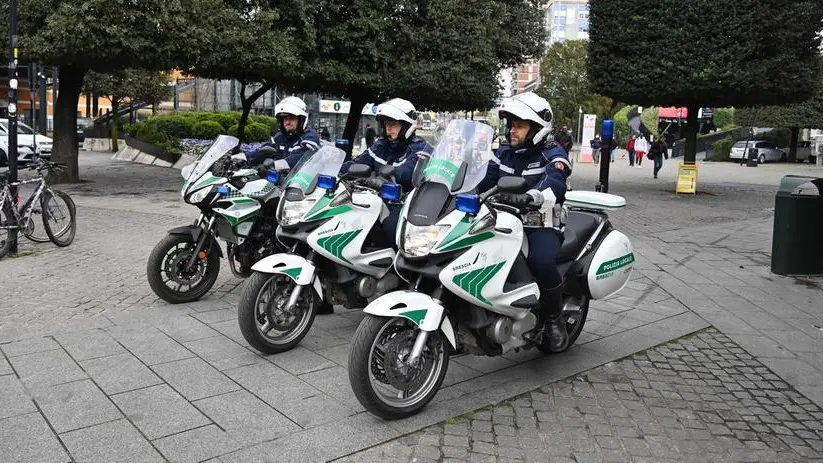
[
  {"x1": 340, "y1": 98, "x2": 433, "y2": 247},
  {"x1": 243, "y1": 96, "x2": 320, "y2": 168},
  {"x1": 477, "y1": 92, "x2": 571, "y2": 352}
]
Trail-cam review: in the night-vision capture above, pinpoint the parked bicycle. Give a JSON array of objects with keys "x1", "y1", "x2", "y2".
[{"x1": 0, "y1": 160, "x2": 77, "y2": 259}]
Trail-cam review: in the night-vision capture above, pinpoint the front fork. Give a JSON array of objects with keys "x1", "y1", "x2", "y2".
[
  {"x1": 284, "y1": 248, "x2": 315, "y2": 311},
  {"x1": 185, "y1": 215, "x2": 216, "y2": 271},
  {"x1": 408, "y1": 284, "x2": 443, "y2": 365}
]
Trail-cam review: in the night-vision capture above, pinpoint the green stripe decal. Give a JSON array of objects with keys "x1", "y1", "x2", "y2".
[
  {"x1": 280, "y1": 267, "x2": 302, "y2": 279},
  {"x1": 452, "y1": 262, "x2": 505, "y2": 306},
  {"x1": 438, "y1": 231, "x2": 494, "y2": 252},
  {"x1": 399, "y1": 309, "x2": 428, "y2": 325},
  {"x1": 596, "y1": 253, "x2": 635, "y2": 275},
  {"x1": 437, "y1": 216, "x2": 473, "y2": 249},
  {"x1": 317, "y1": 230, "x2": 362, "y2": 264}
]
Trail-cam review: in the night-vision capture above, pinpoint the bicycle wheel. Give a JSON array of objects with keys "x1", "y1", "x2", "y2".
[
  {"x1": 21, "y1": 202, "x2": 51, "y2": 243},
  {"x1": 41, "y1": 189, "x2": 76, "y2": 247},
  {"x1": 0, "y1": 199, "x2": 17, "y2": 259}
]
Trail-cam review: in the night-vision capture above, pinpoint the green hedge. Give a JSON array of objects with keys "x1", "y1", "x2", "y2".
[
  {"x1": 227, "y1": 122, "x2": 272, "y2": 142},
  {"x1": 711, "y1": 137, "x2": 733, "y2": 162},
  {"x1": 760, "y1": 128, "x2": 792, "y2": 148},
  {"x1": 192, "y1": 120, "x2": 225, "y2": 140}
]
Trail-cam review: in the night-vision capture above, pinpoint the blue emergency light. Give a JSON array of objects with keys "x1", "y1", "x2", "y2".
[
  {"x1": 380, "y1": 183, "x2": 401, "y2": 201},
  {"x1": 216, "y1": 185, "x2": 231, "y2": 196},
  {"x1": 317, "y1": 175, "x2": 337, "y2": 190},
  {"x1": 602, "y1": 120, "x2": 614, "y2": 139},
  {"x1": 456, "y1": 194, "x2": 480, "y2": 215},
  {"x1": 266, "y1": 170, "x2": 281, "y2": 185}
]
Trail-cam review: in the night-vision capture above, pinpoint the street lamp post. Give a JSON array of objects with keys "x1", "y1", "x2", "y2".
[
  {"x1": 7, "y1": 0, "x2": 19, "y2": 253},
  {"x1": 577, "y1": 106, "x2": 583, "y2": 144}
]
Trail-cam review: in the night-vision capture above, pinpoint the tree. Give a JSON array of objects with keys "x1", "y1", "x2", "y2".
[
  {"x1": 179, "y1": 2, "x2": 303, "y2": 143},
  {"x1": 537, "y1": 40, "x2": 612, "y2": 132},
  {"x1": 735, "y1": 91, "x2": 823, "y2": 162},
  {"x1": 83, "y1": 70, "x2": 173, "y2": 151},
  {"x1": 288, "y1": 0, "x2": 547, "y2": 151},
  {"x1": 0, "y1": 0, "x2": 221, "y2": 182},
  {"x1": 587, "y1": 0, "x2": 823, "y2": 163}
]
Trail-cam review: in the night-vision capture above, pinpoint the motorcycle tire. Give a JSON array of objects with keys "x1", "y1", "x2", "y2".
[{"x1": 147, "y1": 233, "x2": 221, "y2": 304}]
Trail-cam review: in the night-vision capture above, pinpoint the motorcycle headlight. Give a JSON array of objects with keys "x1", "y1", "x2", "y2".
[
  {"x1": 279, "y1": 198, "x2": 317, "y2": 226},
  {"x1": 186, "y1": 186, "x2": 213, "y2": 204},
  {"x1": 403, "y1": 223, "x2": 449, "y2": 257}
]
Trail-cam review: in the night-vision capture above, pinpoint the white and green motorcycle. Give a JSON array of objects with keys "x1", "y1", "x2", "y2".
[
  {"x1": 147, "y1": 135, "x2": 286, "y2": 303},
  {"x1": 237, "y1": 145, "x2": 402, "y2": 354},
  {"x1": 347, "y1": 120, "x2": 635, "y2": 419}
]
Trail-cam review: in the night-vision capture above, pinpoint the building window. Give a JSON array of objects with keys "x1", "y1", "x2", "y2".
[{"x1": 579, "y1": 12, "x2": 589, "y2": 20}]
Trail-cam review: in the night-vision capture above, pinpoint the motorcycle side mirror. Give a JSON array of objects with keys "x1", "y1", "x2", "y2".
[
  {"x1": 342, "y1": 163, "x2": 372, "y2": 179},
  {"x1": 258, "y1": 146, "x2": 277, "y2": 156},
  {"x1": 497, "y1": 176, "x2": 529, "y2": 194},
  {"x1": 261, "y1": 158, "x2": 275, "y2": 169},
  {"x1": 378, "y1": 165, "x2": 395, "y2": 179},
  {"x1": 412, "y1": 153, "x2": 431, "y2": 188}
]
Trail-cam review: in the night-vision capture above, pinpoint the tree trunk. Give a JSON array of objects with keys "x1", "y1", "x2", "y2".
[
  {"x1": 683, "y1": 103, "x2": 699, "y2": 164},
  {"x1": 92, "y1": 92, "x2": 99, "y2": 118},
  {"x1": 237, "y1": 80, "x2": 274, "y2": 146},
  {"x1": 342, "y1": 93, "x2": 369, "y2": 159},
  {"x1": 85, "y1": 92, "x2": 91, "y2": 117},
  {"x1": 111, "y1": 100, "x2": 120, "y2": 152},
  {"x1": 52, "y1": 65, "x2": 87, "y2": 183},
  {"x1": 788, "y1": 126, "x2": 799, "y2": 163}
]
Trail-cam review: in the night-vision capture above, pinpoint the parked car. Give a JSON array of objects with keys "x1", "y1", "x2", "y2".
[
  {"x1": 781, "y1": 140, "x2": 815, "y2": 163},
  {"x1": 0, "y1": 134, "x2": 38, "y2": 167},
  {"x1": 76, "y1": 117, "x2": 94, "y2": 144},
  {"x1": 730, "y1": 140, "x2": 786, "y2": 163},
  {"x1": 0, "y1": 119, "x2": 53, "y2": 158}
]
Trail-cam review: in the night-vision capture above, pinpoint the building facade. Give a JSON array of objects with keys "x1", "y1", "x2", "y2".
[{"x1": 509, "y1": 0, "x2": 590, "y2": 96}]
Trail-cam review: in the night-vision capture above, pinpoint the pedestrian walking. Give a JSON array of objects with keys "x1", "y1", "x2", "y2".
[
  {"x1": 590, "y1": 134, "x2": 602, "y2": 164},
  {"x1": 649, "y1": 136, "x2": 667, "y2": 178},
  {"x1": 634, "y1": 135, "x2": 649, "y2": 167},
  {"x1": 626, "y1": 134, "x2": 637, "y2": 166}
]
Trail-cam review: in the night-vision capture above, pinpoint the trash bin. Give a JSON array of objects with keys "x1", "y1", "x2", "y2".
[
  {"x1": 335, "y1": 138, "x2": 352, "y2": 160},
  {"x1": 771, "y1": 176, "x2": 823, "y2": 275},
  {"x1": 746, "y1": 147, "x2": 758, "y2": 167}
]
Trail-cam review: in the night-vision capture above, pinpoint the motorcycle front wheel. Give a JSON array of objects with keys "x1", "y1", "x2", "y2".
[
  {"x1": 348, "y1": 315, "x2": 449, "y2": 420},
  {"x1": 237, "y1": 272, "x2": 317, "y2": 354},
  {"x1": 146, "y1": 233, "x2": 221, "y2": 303}
]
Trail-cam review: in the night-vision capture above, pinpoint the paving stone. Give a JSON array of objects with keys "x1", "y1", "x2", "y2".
[
  {"x1": 345, "y1": 328, "x2": 823, "y2": 462},
  {"x1": 194, "y1": 389, "x2": 299, "y2": 442},
  {"x1": 112, "y1": 384, "x2": 210, "y2": 440},
  {"x1": 9, "y1": 348, "x2": 87, "y2": 386},
  {"x1": 152, "y1": 357, "x2": 240, "y2": 401},
  {"x1": 62, "y1": 418, "x2": 164, "y2": 463},
  {"x1": 0, "y1": 374, "x2": 37, "y2": 420},
  {"x1": 31, "y1": 379, "x2": 122, "y2": 433},
  {"x1": 0, "y1": 412, "x2": 70, "y2": 462},
  {"x1": 55, "y1": 330, "x2": 127, "y2": 361},
  {"x1": 183, "y1": 335, "x2": 263, "y2": 371},
  {"x1": 80, "y1": 352, "x2": 162, "y2": 395},
  {"x1": 0, "y1": 336, "x2": 61, "y2": 358},
  {"x1": 116, "y1": 329, "x2": 195, "y2": 366}
]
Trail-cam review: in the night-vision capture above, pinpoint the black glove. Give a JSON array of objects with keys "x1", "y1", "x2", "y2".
[
  {"x1": 498, "y1": 193, "x2": 532, "y2": 209},
  {"x1": 362, "y1": 177, "x2": 386, "y2": 190}
]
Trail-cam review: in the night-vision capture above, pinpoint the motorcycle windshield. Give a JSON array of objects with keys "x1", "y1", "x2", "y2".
[
  {"x1": 282, "y1": 145, "x2": 346, "y2": 194},
  {"x1": 183, "y1": 135, "x2": 239, "y2": 188},
  {"x1": 421, "y1": 119, "x2": 493, "y2": 194}
]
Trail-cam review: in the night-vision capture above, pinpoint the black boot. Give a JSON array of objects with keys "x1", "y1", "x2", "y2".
[
  {"x1": 543, "y1": 284, "x2": 569, "y2": 352},
  {"x1": 316, "y1": 300, "x2": 335, "y2": 315}
]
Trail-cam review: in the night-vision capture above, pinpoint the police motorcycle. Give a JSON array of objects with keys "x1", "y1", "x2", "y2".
[
  {"x1": 147, "y1": 135, "x2": 287, "y2": 303},
  {"x1": 237, "y1": 144, "x2": 405, "y2": 354},
  {"x1": 347, "y1": 120, "x2": 635, "y2": 419}
]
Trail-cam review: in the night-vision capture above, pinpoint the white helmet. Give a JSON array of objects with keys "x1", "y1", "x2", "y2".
[
  {"x1": 376, "y1": 98, "x2": 417, "y2": 140},
  {"x1": 498, "y1": 92, "x2": 554, "y2": 146},
  {"x1": 275, "y1": 96, "x2": 309, "y2": 131}
]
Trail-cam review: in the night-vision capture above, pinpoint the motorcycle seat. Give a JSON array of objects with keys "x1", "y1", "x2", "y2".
[{"x1": 558, "y1": 211, "x2": 601, "y2": 263}]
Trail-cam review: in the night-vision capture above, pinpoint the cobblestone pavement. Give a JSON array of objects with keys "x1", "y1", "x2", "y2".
[
  {"x1": 340, "y1": 329, "x2": 823, "y2": 463},
  {"x1": 0, "y1": 152, "x2": 821, "y2": 462}
]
